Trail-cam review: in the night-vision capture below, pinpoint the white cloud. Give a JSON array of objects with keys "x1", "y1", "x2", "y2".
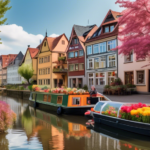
[
  {"x1": 0, "y1": 24, "x2": 59, "y2": 55},
  {"x1": 49, "y1": 33, "x2": 59, "y2": 37}
]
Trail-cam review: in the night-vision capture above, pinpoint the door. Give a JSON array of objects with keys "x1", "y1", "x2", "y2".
[
  {"x1": 54, "y1": 79, "x2": 57, "y2": 88},
  {"x1": 59, "y1": 79, "x2": 63, "y2": 87},
  {"x1": 125, "y1": 72, "x2": 134, "y2": 85},
  {"x1": 149, "y1": 70, "x2": 150, "y2": 92}
]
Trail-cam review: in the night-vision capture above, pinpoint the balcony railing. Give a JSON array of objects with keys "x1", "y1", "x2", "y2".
[{"x1": 53, "y1": 68, "x2": 68, "y2": 73}]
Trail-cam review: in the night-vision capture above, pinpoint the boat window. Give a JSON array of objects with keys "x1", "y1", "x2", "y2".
[
  {"x1": 94, "y1": 102, "x2": 105, "y2": 113},
  {"x1": 43, "y1": 95, "x2": 48, "y2": 102},
  {"x1": 57, "y1": 96, "x2": 63, "y2": 104},
  {"x1": 73, "y1": 124, "x2": 80, "y2": 131},
  {"x1": 101, "y1": 102, "x2": 122, "y2": 117},
  {"x1": 72, "y1": 97, "x2": 80, "y2": 105},
  {"x1": 48, "y1": 95, "x2": 51, "y2": 102}
]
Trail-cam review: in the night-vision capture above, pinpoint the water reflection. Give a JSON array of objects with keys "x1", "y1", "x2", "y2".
[{"x1": 0, "y1": 95, "x2": 150, "y2": 150}]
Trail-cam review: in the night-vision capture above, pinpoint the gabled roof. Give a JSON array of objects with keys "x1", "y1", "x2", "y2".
[
  {"x1": 66, "y1": 24, "x2": 98, "y2": 52},
  {"x1": 7, "y1": 51, "x2": 24, "y2": 67},
  {"x1": 1, "y1": 54, "x2": 17, "y2": 69},
  {"x1": 20, "y1": 47, "x2": 39, "y2": 65},
  {"x1": 36, "y1": 34, "x2": 68, "y2": 57},
  {"x1": 28, "y1": 48, "x2": 39, "y2": 58},
  {"x1": 86, "y1": 9, "x2": 121, "y2": 43}
]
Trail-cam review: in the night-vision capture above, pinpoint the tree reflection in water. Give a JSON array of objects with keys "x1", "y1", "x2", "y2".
[{"x1": 0, "y1": 133, "x2": 9, "y2": 150}]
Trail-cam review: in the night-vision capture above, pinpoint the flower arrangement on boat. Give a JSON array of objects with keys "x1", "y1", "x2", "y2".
[
  {"x1": 119, "y1": 103, "x2": 150, "y2": 123},
  {"x1": 32, "y1": 85, "x2": 89, "y2": 95},
  {"x1": 101, "y1": 106, "x2": 118, "y2": 117}
]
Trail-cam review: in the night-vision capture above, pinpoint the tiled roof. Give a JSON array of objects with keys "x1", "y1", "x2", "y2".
[
  {"x1": 86, "y1": 9, "x2": 121, "y2": 43},
  {"x1": 1, "y1": 54, "x2": 17, "y2": 68},
  {"x1": 47, "y1": 34, "x2": 64, "y2": 50},
  {"x1": 28, "y1": 48, "x2": 39, "y2": 58},
  {"x1": 74, "y1": 24, "x2": 97, "y2": 40}
]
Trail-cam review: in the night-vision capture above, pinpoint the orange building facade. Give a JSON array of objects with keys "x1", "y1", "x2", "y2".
[{"x1": 37, "y1": 34, "x2": 68, "y2": 88}]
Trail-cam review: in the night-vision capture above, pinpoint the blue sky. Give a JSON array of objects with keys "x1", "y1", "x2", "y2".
[{"x1": 0, "y1": 0, "x2": 124, "y2": 55}]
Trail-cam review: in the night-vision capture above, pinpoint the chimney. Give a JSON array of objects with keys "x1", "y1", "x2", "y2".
[{"x1": 28, "y1": 45, "x2": 30, "y2": 48}]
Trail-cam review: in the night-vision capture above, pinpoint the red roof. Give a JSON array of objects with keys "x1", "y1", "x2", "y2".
[
  {"x1": 28, "y1": 48, "x2": 39, "y2": 58},
  {"x1": 1, "y1": 54, "x2": 17, "y2": 68}
]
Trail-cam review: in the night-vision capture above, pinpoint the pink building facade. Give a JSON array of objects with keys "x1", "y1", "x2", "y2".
[{"x1": 118, "y1": 49, "x2": 150, "y2": 93}]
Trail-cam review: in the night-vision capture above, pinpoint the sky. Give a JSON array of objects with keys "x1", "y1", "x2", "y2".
[{"x1": 0, "y1": 0, "x2": 124, "y2": 55}]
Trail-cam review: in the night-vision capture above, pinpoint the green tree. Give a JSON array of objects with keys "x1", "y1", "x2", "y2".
[
  {"x1": 0, "y1": 0, "x2": 11, "y2": 44},
  {"x1": 18, "y1": 63, "x2": 34, "y2": 84}
]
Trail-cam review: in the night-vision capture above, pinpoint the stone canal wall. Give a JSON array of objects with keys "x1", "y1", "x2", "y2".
[{"x1": 2, "y1": 89, "x2": 30, "y2": 100}]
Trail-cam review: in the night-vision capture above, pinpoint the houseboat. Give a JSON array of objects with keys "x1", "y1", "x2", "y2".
[
  {"x1": 29, "y1": 91, "x2": 110, "y2": 115},
  {"x1": 85, "y1": 101, "x2": 150, "y2": 136}
]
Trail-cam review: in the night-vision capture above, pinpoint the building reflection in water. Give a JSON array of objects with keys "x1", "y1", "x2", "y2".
[{"x1": 0, "y1": 95, "x2": 150, "y2": 150}]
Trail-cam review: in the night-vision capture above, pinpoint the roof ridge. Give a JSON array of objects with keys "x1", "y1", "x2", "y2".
[{"x1": 74, "y1": 24, "x2": 96, "y2": 28}]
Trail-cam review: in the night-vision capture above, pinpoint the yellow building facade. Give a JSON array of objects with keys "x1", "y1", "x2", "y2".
[
  {"x1": 21, "y1": 46, "x2": 39, "y2": 82},
  {"x1": 37, "y1": 34, "x2": 68, "y2": 88}
]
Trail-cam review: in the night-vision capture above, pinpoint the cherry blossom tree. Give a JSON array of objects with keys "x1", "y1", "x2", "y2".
[{"x1": 116, "y1": 0, "x2": 150, "y2": 60}]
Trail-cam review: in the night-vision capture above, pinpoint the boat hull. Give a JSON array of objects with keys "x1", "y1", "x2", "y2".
[
  {"x1": 29, "y1": 100, "x2": 94, "y2": 115},
  {"x1": 93, "y1": 113, "x2": 150, "y2": 136}
]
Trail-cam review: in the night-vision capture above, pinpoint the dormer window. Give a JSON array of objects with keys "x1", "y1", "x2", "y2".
[
  {"x1": 74, "y1": 38, "x2": 78, "y2": 44},
  {"x1": 110, "y1": 25, "x2": 114, "y2": 32},
  {"x1": 105, "y1": 27, "x2": 109, "y2": 33}
]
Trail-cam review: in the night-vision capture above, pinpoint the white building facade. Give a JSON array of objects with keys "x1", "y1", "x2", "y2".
[{"x1": 7, "y1": 52, "x2": 25, "y2": 84}]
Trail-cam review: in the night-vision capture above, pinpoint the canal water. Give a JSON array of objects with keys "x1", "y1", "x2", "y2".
[{"x1": 0, "y1": 95, "x2": 150, "y2": 150}]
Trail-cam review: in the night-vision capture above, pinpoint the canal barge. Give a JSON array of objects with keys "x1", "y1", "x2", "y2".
[
  {"x1": 29, "y1": 91, "x2": 110, "y2": 115},
  {"x1": 85, "y1": 101, "x2": 150, "y2": 136}
]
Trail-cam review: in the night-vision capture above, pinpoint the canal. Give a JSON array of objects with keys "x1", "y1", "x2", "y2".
[{"x1": 0, "y1": 95, "x2": 150, "y2": 150}]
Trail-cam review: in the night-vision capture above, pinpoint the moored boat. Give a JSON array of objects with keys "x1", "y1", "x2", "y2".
[
  {"x1": 85, "y1": 101, "x2": 150, "y2": 136},
  {"x1": 29, "y1": 91, "x2": 110, "y2": 115}
]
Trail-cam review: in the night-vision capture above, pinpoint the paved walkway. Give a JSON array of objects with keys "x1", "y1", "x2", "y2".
[{"x1": 103, "y1": 94, "x2": 150, "y2": 104}]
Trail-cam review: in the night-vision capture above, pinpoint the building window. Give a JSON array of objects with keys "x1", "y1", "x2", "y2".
[
  {"x1": 48, "y1": 56, "x2": 50, "y2": 62},
  {"x1": 87, "y1": 46, "x2": 92, "y2": 55},
  {"x1": 105, "y1": 26, "x2": 109, "y2": 33},
  {"x1": 100, "y1": 42, "x2": 106, "y2": 53},
  {"x1": 68, "y1": 52, "x2": 74, "y2": 58},
  {"x1": 41, "y1": 58, "x2": 43, "y2": 63},
  {"x1": 110, "y1": 25, "x2": 114, "y2": 32},
  {"x1": 62, "y1": 40, "x2": 65, "y2": 45},
  {"x1": 74, "y1": 38, "x2": 78, "y2": 44},
  {"x1": 125, "y1": 51, "x2": 133, "y2": 63},
  {"x1": 75, "y1": 64, "x2": 78, "y2": 70},
  {"x1": 48, "y1": 68, "x2": 50, "y2": 74},
  {"x1": 137, "y1": 71, "x2": 145, "y2": 84},
  {"x1": 94, "y1": 58, "x2": 99, "y2": 69},
  {"x1": 44, "y1": 42, "x2": 46, "y2": 47},
  {"x1": 69, "y1": 64, "x2": 74, "y2": 71},
  {"x1": 88, "y1": 73, "x2": 94, "y2": 87},
  {"x1": 107, "y1": 39, "x2": 116, "y2": 51},
  {"x1": 95, "y1": 73, "x2": 105, "y2": 85},
  {"x1": 93, "y1": 44, "x2": 99, "y2": 54},
  {"x1": 79, "y1": 50, "x2": 84, "y2": 56},
  {"x1": 99, "y1": 56, "x2": 106, "y2": 68},
  {"x1": 79, "y1": 64, "x2": 84, "y2": 70},
  {"x1": 72, "y1": 97, "x2": 80, "y2": 105},
  {"x1": 88, "y1": 58, "x2": 94, "y2": 69},
  {"x1": 75, "y1": 51, "x2": 78, "y2": 57},
  {"x1": 108, "y1": 55, "x2": 116, "y2": 67},
  {"x1": 108, "y1": 72, "x2": 116, "y2": 85}
]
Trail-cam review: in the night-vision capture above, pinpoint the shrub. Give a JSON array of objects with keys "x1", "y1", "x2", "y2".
[
  {"x1": 22, "y1": 81, "x2": 25, "y2": 84},
  {"x1": 19, "y1": 86, "x2": 25, "y2": 90},
  {"x1": 18, "y1": 63, "x2": 34, "y2": 84},
  {"x1": 83, "y1": 85, "x2": 88, "y2": 91},
  {"x1": 114, "y1": 78, "x2": 122, "y2": 85},
  {"x1": 28, "y1": 85, "x2": 33, "y2": 91},
  {"x1": 110, "y1": 82, "x2": 115, "y2": 86},
  {"x1": 104, "y1": 85, "x2": 110, "y2": 89},
  {"x1": 126, "y1": 83, "x2": 136, "y2": 88},
  {"x1": 0, "y1": 101, "x2": 16, "y2": 132}
]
